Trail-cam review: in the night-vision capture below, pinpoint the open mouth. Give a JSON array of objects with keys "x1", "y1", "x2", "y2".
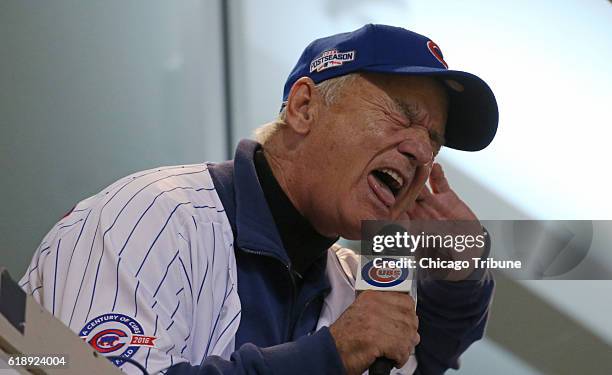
[{"x1": 368, "y1": 167, "x2": 405, "y2": 207}]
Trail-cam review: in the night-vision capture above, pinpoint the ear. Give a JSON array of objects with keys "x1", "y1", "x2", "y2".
[{"x1": 285, "y1": 77, "x2": 322, "y2": 135}]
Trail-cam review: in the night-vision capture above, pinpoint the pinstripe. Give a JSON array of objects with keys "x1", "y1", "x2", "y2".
[
  {"x1": 25, "y1": 245, "x2": 51, "y2": 280},
  {"x1": 117, "y1": 185, "x2": 206, "y2": 258},
  {"x1": 178, "y1": 257, "x2": 193, "y2": 298},
  {"x1": 171, "y1": 300, "x2": 180, "y2": 319},
  {"x1": 135, "y1": 202, "x2": 192, "y2": 277},
  {"x1": 212, "y1": 309, "x2": 241, "y2": 351},
  {"x1": 52, "y1": 239, "x2": 61, "y2": 315},
  {"x1": 196, "y1": 261, "x2": 208, "y2": 304},
  {"x1": 24, "y1": 165, "x2": 250, "y2": 372},
  {"x1": 203, "y1": 282, "x2": 233, "y2": 357},
  {"x1": 193, "y1": 205, "x2": 226, "y2": 213},
  {"x1": 111, "y1": 257, "x2": 122, "y2": 311},
  {"x1": 196, "y1": 259, "x2": 210, "y2": 304},
  {"x1": 68, "y1": 167, "x2": 181, "y2": 325},
  {"x1": 77, "y1": 168, "x2": 206, "y2": 322},
  {"x1": 134, "y1": 280, "x2": 140, "y2": 318},
  {"x1": 20, "y1": 242, "x2": 46, "y2": 286},
  {"x1": 177, "y1": 232, "x2": 194, "y2": 283},
  {"x1": 145, "y1": 315, "x2": 159, "y2": 370},
  {"x1": 57, "y1": 219, "x2": 84, "y2": 231},
  {"x1": 166, "y1": 320, "x2": 174, "y2": 331},
  {"x1": 152, "y1": 250, "x2": 180, "y2": 298},
  {"x1": 197, "y1": 222, "x2": 216, "y2": 305},
  {"x1": 65, "y1": 209, "x2": 93, "y2": 273},
  {"x1": 85, "y1": 237, "x2": 107, "y2": 322},
  {"x1": 68, "y1": 224, "x2": 99, "y2": 326}
]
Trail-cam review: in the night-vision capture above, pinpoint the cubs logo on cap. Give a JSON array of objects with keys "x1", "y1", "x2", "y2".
[
  {"x1": 427, "y1": 40, "x2": 448, "y2": 69},
  {"x1": 282, "y1": 24, "x2": 499, "y2": 152}
]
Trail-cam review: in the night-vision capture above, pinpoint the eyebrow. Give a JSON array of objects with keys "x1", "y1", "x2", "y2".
[{"x1": 392, "y1": 98, "x2": 446, "y2": 147}]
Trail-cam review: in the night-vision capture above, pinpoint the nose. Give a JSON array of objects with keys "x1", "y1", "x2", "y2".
[{"x1": 397, "y1": 127, "x2": 434, "y2": 166}]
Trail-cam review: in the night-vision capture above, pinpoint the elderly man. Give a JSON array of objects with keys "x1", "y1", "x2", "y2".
[{"x1": 20, "y1": 25, "x2": 497, "y2": 375}]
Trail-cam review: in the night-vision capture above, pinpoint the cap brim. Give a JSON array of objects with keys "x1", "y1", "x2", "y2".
[{"x1": 361, "y1": 65, "x2": 499, "y2": 151}]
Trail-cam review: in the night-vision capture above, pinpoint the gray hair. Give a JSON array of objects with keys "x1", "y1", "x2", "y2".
[{"x1": 253, "y1": 73, "x2": 360, "y2": 144}]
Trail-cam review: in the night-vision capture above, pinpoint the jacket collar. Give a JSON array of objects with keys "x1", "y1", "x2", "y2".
[{"x1": 209, "y1": 139, "x2": 289, "y2": 265}]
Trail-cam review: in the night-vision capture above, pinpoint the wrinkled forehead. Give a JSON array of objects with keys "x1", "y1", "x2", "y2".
[
  {"x1": 360, "y1": 73, "x2": 449, "y2": 108},
  {"x1": 353, "y1": 73, "x2": 449, "y2": 132}
]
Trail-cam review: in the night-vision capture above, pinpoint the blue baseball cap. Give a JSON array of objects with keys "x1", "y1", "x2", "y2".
[{"x1": 282, "y1": 24, "x2": 498, "y2": 151}]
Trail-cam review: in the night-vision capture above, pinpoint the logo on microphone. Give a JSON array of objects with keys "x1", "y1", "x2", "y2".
[{"x1": 362, "y1": 258, "x2": 409, "y2": 287}]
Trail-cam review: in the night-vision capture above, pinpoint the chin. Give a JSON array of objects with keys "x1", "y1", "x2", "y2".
[{"x1": 337, "y1": 209, "x2": 379, "y2": 240}]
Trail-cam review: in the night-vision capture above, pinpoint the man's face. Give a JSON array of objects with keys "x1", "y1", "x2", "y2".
[{"x1": 302, "y1": 74, "x2": 448, "y2": 239}]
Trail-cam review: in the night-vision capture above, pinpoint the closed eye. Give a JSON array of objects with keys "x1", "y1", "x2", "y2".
[{"x1": 391, "y1": 98, "x2": 445, "y2": 149}]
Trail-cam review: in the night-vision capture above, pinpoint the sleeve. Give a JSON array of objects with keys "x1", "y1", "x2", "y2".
[
  {"x1": 19, "y1": 169, "x2": 346, "y2": 375},
  {"x1": 19, "y1": 185, "x2": 204, "y2": 374},
  {"x1": 414, "y1": 231, "x2": 495, "y2": 375},
  {"x1": 166, "y1": 326, "x2": 345, "y2": 375}
]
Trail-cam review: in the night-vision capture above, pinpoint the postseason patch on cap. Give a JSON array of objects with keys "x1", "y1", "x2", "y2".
[{"x1": 309, "y1": 49, "x2": 356, "y2": 73}]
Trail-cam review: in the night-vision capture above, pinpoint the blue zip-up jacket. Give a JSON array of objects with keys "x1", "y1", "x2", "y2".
[{"x1": 167, "y1": 139, "x2": 494, "y2": 375}]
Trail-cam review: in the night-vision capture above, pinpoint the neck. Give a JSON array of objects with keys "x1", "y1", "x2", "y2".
[
  {"x1": 261, "y1": 133, "x2": 303, "y2": 212},
  {"x1": 262, "y1": 127, "x2": 341, "y2": 238},
  {"x1": 253, "y1": 147, "x2": 337, "y2": 275}
]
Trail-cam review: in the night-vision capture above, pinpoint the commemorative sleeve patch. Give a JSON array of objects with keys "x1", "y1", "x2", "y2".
[{"x1": 79, "y1": 313, "x2": 157, "y2": 366}]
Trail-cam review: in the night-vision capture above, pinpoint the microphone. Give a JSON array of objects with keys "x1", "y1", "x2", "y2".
[{"x1": 355, "y1": 255, "x2": 417, "y2": 375}]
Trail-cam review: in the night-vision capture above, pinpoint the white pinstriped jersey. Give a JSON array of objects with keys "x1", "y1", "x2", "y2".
[
  {"x1": 19, "y1": 164, "x2": 242, "y2": 374},
  {"x1": 19, "y1": 164, "x2": 416, "y2": 375}
]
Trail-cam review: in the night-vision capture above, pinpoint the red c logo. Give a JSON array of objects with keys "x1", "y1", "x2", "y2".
[
  {"x1": 89, "y1": 328, "x2": 128, "y2": 353},
  {"x1": 427, "y1": 41, "x2": 448, "y2": 69}
]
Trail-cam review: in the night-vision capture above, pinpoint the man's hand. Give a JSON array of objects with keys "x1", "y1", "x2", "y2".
[
  {"x1": 406, "y1": 163, "x2": 477, "y2": 221},
  {"x1": 406, "y1": 163, "x2": 486, "y2": 280},
  {"x1": 329, "y1": 291, "x2": 419, "y2": 375}
]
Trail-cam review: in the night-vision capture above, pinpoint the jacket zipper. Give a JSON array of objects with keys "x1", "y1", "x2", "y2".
[
  {"x1": 241, "y1": 246, "x2": 297, "y2": 342},
  {"x1": 289, "y1": 292, "x2": 324, "y2": 338}
]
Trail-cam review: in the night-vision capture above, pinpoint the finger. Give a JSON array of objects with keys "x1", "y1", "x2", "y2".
[
  {"x1": 417, "y1": 184, "x2": 434, "y2": 201},
  {"x1": 414, "y1": 187, "x2": 445, "y2": 218},
  {"x1": 367, "y1": 291, "x2": 416, "y2": 310},
  {"x1": 402, "y1": 165, "x2": 433, "y2": 212},
  {"x1": 417, "y1": 199, "x2": 444, "y2": 220},
  {"x1": 429, "y1": 163, "x2": 451, "y2": 194},
  {"x1": 414, "y1": 185, "x2": 437, "y2": 209},
  {"x1": 380, "y1": 325, "x2": 418, "y2": 368},
  {"x1": 407, "y1": 202, "x2": 434, "y2": 220}
]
